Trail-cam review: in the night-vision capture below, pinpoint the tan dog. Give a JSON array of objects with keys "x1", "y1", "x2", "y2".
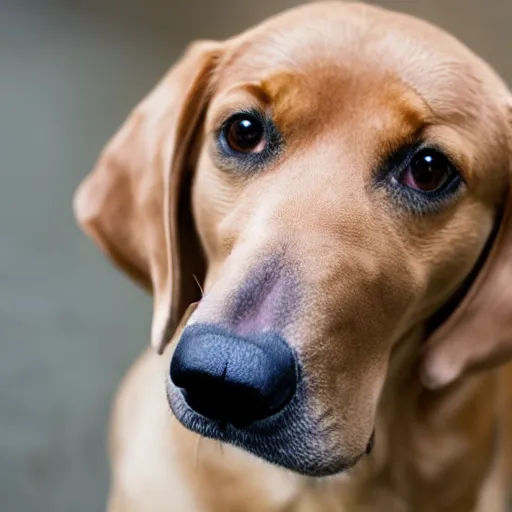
[{"x1": 74, "y1": 2, "x2": 512, "y2": 511}]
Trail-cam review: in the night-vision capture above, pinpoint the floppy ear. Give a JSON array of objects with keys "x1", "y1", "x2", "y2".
[
  {"x1": 421, "y1": 185, "x2": 512, "y2": 389},
  {"x1": 73, "y1": 41, "x2": 222, "y2": 353}
]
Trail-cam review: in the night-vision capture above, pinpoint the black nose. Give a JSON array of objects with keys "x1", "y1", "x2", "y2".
[{"x1": 170, "y1": 324, "x2": 297, "y2": 428}]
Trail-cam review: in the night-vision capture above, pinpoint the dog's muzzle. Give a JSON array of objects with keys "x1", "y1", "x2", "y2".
[
  {"x1": 167, "y1": 322, "x2": 368, "y2": 476},
  {"x1": 170, "y1": 324, "x2": 297, "y2": 428}
]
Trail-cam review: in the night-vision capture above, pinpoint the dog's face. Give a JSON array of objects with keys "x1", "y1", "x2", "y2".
[{"x1": 75, "y1": 2, "x2": 512, "y2": 477}]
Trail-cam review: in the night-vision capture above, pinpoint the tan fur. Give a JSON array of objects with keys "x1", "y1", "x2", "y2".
[{"x1": 75, "y1": 2, "x2": 512, "y2": 511}]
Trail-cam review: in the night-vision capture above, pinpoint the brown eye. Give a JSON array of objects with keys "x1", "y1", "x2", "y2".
[
  {"x1": 399, "y1": 149, "x2": 454, "y2": 192},
  {"x1": 224, "y1": 115, "x2": 266, "y2": 154}
]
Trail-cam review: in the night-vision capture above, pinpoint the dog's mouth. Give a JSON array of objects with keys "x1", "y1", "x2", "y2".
[
  {"x1": 166, "y1": 323, "x2": 373, "y2": 477},
  {"x1": 167, "y1": 379, "x2": 370, "y2": 477}
]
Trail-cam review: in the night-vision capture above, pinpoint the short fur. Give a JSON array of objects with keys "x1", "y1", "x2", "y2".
[{"x1": 75, "y1": 2, "x2": 512, "y2": 510}]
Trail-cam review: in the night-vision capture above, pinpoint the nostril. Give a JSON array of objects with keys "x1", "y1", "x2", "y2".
[
  {"x1": 170, "y1": 330, "x2": 229, "y2": 389},
  {"x1": 170, "y1": 324, "x2": 297, "y2": 427}
]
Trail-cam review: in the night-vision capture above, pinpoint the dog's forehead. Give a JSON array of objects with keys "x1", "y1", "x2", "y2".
[
  {"x1": 209, "y1": 2, "x2": 510, "y2": 181},
  {"x1": 217, "y1": 2, "x2": 508, "y2": 129}
]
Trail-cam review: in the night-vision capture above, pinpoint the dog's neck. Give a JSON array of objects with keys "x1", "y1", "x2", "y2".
[{"x1": 332, "y1": 327, "x2": 499, "y2": 512}]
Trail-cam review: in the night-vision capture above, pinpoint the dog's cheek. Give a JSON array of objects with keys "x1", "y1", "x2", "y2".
[
  {"x1": 191, "y1": 153, "x2": 241, "y2": 266},
  {"x1": 403, "y1": 201, "x2": 494, "y2": 322},
  {"x1": 299, "y1": 334, "x2": 389, "y2": 450}
]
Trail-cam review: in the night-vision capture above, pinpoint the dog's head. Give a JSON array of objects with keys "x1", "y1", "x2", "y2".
[{"x1": 74, "y1": 2, "x2": 512, "y2": 476}]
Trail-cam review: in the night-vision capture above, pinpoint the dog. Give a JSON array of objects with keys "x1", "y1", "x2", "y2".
[{"x1": 74, "y1": 2, "x2": 512, "y2": 510}]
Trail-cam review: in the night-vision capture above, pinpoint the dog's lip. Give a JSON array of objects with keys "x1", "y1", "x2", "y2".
[{"x1": 167, "y1": 378, "x2": 371, "y2": 477}]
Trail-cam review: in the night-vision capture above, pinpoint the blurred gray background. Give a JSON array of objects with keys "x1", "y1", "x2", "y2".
[{"x1": 1, "y1": 0, "x2": 511, "y2": 510}]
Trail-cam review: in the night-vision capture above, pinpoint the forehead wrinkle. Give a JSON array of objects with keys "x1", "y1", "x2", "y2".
[
  {"x1": 364, "y1": 24, "x2": 509, "y2": 137},
  {"x1": 216, "y1": 35, "x2": 307, "y2": 91}
]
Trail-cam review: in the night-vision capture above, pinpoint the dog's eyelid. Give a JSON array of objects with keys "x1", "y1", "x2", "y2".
[
  {"x1": 382, "y1": 140, "x2": 464, "y2": 178},
  {"x1": 206, "y1": 83, "x2": 272, "y2": 133},
  {"x1": 431, "y1": 146, "x2": 467, "y2": 182},
  {"x1": 214, "y1": 106, "x2": 274, "y2": 135},
  {"x1": 416, "y1": 123, "x2": 474, "y2": 181},
  {"x1": 375, "y1": 141, "x2": 419, "y2": 178}
]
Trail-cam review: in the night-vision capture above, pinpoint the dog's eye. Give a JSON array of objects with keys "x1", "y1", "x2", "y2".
[
  {"x1": 380, "y1": 146, "x2": 464, "y2": 214},
  {"x1": 223, "y1": 114, "x2": 266, "y2": 154},
  {"x1": 215, "y1": 110, "x2": 281, "y2": 171},
  {"x1": 396, "y1": 149, "x2": 455, "y2": 193}
]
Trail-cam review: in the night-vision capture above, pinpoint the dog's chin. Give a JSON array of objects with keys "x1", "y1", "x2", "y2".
[{"x1": 166, "y1": 379, "x2": 367, "y2": 477}]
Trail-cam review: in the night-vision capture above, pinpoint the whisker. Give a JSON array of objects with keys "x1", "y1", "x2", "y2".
[
  {"x1": 194, "y1": 435, "x2": 203, "y2": 468},
  {"x1": 192, "y1": 274, "x2": 204, "y2": 297},
  {"x1": 315, "y1": 406, "x2": 334, "y2": 427}
]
